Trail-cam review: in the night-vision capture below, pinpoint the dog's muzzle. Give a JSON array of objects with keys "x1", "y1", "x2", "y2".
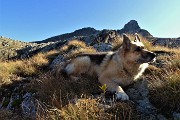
[
  {"x1": 146, "y1": 52, "x2": 156, "y2": 63},
  {"x1": 137, "y1": 52, "x2": 156, "y2": 63}
]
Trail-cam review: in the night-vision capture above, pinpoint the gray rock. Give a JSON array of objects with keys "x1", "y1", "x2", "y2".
[
  {"x1": 49, "y1": 54, "x2": 65, "y2": 70},
  {"x1": 126, "y1": 79, "x2": 167, "y2": 120},
  {"x1": 153, "y1": 38, "x2": 180, "y2": 48},
  {"x1": 173, "y1": 112, "x2": 180, "y2": 120},
  {"x1": 157, "y1": 114, "x2": 167, "y2": 120},
  {"x1": 93, "y1": 43, "x2": 112, "y2": 52},
  {"x1": 21, "y1": 93, "x2": 36, "y2": 118},
  {"x1": 6, "y1": 94, "x2": 21, "y2": 110},
  {"x1": 91, "y1": 30, "x2": 121, "y2": 45},
  {"x1": 137, "y1": 98, "x2": 157, "y2": 115}
]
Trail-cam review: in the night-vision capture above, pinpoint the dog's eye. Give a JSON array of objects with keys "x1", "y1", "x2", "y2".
[{"x1": 135, "y1": 47, "x2": 141, "y2": 52}]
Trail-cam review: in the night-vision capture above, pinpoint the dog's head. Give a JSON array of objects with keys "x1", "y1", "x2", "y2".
[{"x1": 121, "y1": 34, "x2": 156, "y2": 64}]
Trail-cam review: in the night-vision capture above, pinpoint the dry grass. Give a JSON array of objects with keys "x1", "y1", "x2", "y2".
[
  {"x1": 33, "y1": 70, "x2": 140, "y2": 120},
  {"x1": 0, "y1": 109, "x2": 24, "y2": 120},
  {"x1": 1, "y1": 36, "x2": 180, "y2": 119},
  {"x1": 146, "y1": 50, "x2": 180, "y2": 118},
  {"x1": 107, "y1": 102, "x2": 140, "y2": 120},
  {"x1": 33, "y1": 71, "x2": 100, "y2": 106},
  {"x1": 35, "y1": 96, "x2": 140, "y2": 120},
  {"x1": 60, "y1": 39, "x2": 88, "y2": 53},
  {"x1": 148, "y1": 69, "x2": 180, "y2": 117},
  {"x1": 0, "y1": 60, "x2": 37, "y2": 85},
  {"x1": 0, "y1": 52, "x2": 51, "y2": 85},
  {"x1": 33, "y1": 72, "x2": 104, "y2": 119},
  {"x1": 60, "y1": 98, "x2": 111, "y2": 120},
  {"x1": 60, "y1": 99, "x2": 140, "y2": 120},
  {"x1": 58, "y1": 39, "x2": 96, "y2": 61},
  {"x1": 44, "y1": 50, "x2": 60, "y2": 61},
  {"x1": 66, "y1": 47, "x2": 96, "y2": 59}
]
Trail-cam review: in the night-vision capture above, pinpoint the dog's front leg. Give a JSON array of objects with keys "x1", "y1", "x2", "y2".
[
  {"x1": 115, "y1": 85, "x2": 129, "y2": 100},
  {"x1": 99, "y1": 76, "x2": 129, "y2": 100}
]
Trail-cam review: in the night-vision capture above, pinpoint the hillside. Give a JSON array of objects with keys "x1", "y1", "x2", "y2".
[
  {"x1": 0, "y1": 36, "x2": 31, "y2": 60},
  {"x1": 0, "y1": 36, "x2": 66, "y2": 60},
  {"x1": 0, "y1": 20, "x2": 180, "y2": 120}
]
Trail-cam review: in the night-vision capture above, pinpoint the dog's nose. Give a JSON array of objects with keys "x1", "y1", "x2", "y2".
[
  {"x1": 151, "y1": 52, "x2": 156, "y2": 59},
  {"x1": 147, "y1": 52, "x2": 156, "y2": 60}
]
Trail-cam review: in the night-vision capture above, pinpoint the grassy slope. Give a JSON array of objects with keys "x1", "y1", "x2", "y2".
[{"x1": 0, "y1": 37, "x2": 179, "y2": 119}]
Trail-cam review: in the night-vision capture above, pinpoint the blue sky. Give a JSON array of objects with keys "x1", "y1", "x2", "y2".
[{"x1": 0, "y1": 0, "x2": 180, "y2": 42}]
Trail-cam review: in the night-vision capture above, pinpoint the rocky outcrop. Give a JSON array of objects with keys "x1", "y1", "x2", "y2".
[
  {"x1": 153, "y1": 38, "x2": 180, "y2": 48},
  {"x1": 0, "y1": 36, "x2": 35, "y2": 60},
  {"x1": 93, "y1": 43, "x2": 112, "y2": 52},
  {"x1": 0, "y1": 77, "x2": 36, "y2": 118},
  {"x1": 16, "y1": 40, "x2": 67, "y2": 59},
  {"x1": 0, "y1": 36, "x2": 67, "y2": 60},
  {"x1": 90, "y1": 30, "x2": 121, "y2": 44}
]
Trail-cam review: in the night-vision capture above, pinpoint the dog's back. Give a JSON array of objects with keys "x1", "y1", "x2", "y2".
[{"x1": 62, "y1": 52, "x2": 112, "y2": 77}]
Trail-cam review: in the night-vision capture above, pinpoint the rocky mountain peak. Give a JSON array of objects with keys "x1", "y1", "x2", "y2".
[
  {"x1": 117, "y1": 20, "x2": 153, "y2": 39},
  {"x1": 123, "y1": 20, "x2": 141, "y2": 32}
]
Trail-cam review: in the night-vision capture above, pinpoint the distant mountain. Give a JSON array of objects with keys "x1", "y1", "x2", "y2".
[
  {"x1": 34, "y1": 20, "x2": 154, "y2": 44},
  {"x1": 34, "y1": 27, "x2": 100, "y2": 43}
]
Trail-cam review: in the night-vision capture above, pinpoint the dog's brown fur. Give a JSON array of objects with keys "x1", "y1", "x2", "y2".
[{"x1": 62, "y1": 34, "x2": 156, "y2": 100}]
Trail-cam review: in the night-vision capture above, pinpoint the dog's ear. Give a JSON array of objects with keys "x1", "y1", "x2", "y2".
[
  {"x1": 134, "y1": 33, "x2": 141, "y2": 42},
  {"x1": 123, "y1": 34, "x2": 131, "y2": 50}
]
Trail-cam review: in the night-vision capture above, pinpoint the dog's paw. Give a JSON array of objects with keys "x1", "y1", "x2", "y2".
[{"x1": 116, "y1": 92, "x2": 129, "y2": 101}]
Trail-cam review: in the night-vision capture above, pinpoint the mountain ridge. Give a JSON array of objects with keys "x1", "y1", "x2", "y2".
[
  {"x1": 1, "y1": 20, "x2": 179, "y2": 45},
  {"x1": 32, "y1": 20, "x2": 179, "y2": 48},
  {"x1": 34, "y1": 20, "x2": 153, "y2": 43}
]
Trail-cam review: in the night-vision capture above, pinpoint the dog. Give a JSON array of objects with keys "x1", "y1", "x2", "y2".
[{"x1": 62, "y1": 34, "x2": 156, "y2": 100}]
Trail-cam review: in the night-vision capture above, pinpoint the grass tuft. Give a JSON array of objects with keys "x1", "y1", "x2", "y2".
[
  {"x1": 149, "y1": 70, "x2": 180, "y2": 117},
  {"x1": 0, "y1": 52, "x2": 52, "y2": 85},
  {"x1": 147, "y1": 50, "x2": 180, "y2": 118},
  {"x1": 60, "y1": 40, "x2": 88, "y2": 53},
  {"x1": 0, "y1": 109, "x2": 24, "y2": 120},
  {"x1": 60, "y1": 98, "x2": 111, "y2": 120}
]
